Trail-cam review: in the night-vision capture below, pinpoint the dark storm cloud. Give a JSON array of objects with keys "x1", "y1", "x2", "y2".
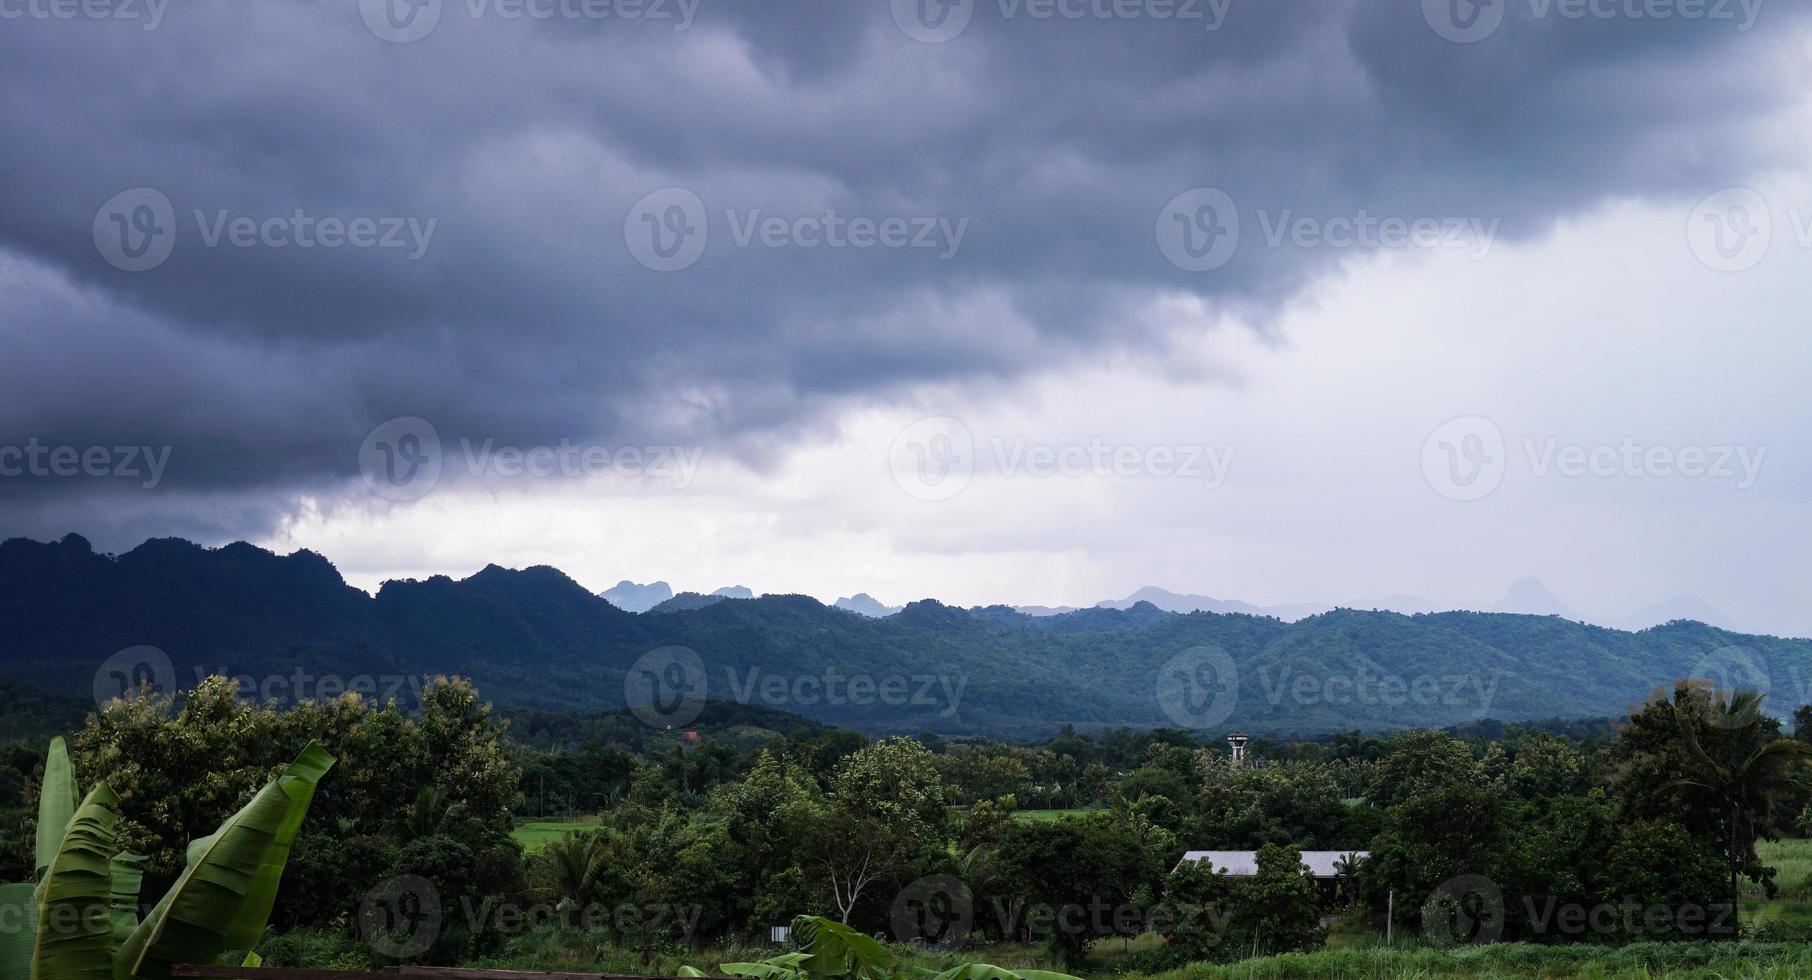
[{"x1": 0, "y1": 0, "x2": 1801, "y2": 546}]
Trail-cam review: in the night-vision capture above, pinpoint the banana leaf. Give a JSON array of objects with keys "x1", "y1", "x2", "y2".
[
  {"x1": 791, "y1": 917, "x2": 893, "y2": 980},
  {"x1": 1, "y1": 882, "x2": 39, "y2": 980},
  {"x1": 109, "y1": 854, "x2": 146, "y2": 948},
  {"x1": 35, "y1": 738, "x2": 81, "y2": 881},
  {"x1": 721, "y1": 956, "x2": 808, "y2": 970},
  {"x1": 114, "y1": 743, "x2": 334, "y2": 980},
  {"x1": 33, "y1": 784, "x2": 122, "y2": 980}
]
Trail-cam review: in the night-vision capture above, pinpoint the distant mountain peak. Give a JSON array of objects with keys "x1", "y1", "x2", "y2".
[
  {"x1": 600, "y1": 580, "x2": 673, "y2": 613},
  {"x1": 1097, "y1": 586, "x2": 1324, "y2": 621},
  {"x1": 1619, "y1": 593, "x2": 1733, "y2": 632},
  {"x1": 834, "y1": 593, "x2": 902, "y2": 618},
  {"x1": 712, "y1": 585, "x2": 755, "y2": 599},
  {"x1": 1491, "y1": 577, "x2": 1578, "y2": 619}
]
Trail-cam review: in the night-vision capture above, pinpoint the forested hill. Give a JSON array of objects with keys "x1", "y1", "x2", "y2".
[{"x1": 2, "y1": 534, "x2": 1807, "y2": 736}]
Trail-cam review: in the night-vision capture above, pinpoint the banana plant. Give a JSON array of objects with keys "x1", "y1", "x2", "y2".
[
  {"x1": 689, "y1": 916, "x2": 1080, "y2": 980},
  {"x1": 0, "y1": 737, "x2": 334, "y2": 980}
]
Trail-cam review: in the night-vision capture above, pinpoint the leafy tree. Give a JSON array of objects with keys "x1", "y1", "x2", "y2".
[
  {"x1": 1602, "y1": 819, "x2": 1729, "y2": 939},
  {"x1": 994, "y1": 812, "x2": 1171, "y2": 967},
  {"x1": 812, "y1": 739, "x2": 948, "y2": 924},
  {"x1": 1610, "y1": 683, "x2": 1812, "y2": 904},
  {"x1": 1369, "y1": 731, "x2": 1482, "y2": 808},
  {"x1": 1235, "y1": 844, "x2": 1324, "y2": 957},
  {"x1": 1184, "y1": 760, "x2": 1350, "y2": 849},
  {"x1": 1494, "y1": 733, "x2": 1590, "y2": 801},
  {"x1": 73, "y1": 677, "x2": 525, "y2": 937},
  {"x1": 1361, "y1": 781, "x2": 1504, "y2": 934},
  {"x1": 1662, "y1": 689, "x2": 1812, "y2": 905}
]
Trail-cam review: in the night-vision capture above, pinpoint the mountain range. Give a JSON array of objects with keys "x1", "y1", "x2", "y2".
[
  {"x1": 0, "y1": 535, "x2": 1795, "y2": 736},
  {"x1": 618, "y1": 579, "x2": 1733, "y2": 634}
]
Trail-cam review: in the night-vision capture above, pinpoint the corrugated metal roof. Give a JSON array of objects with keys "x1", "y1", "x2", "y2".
[{"x1": 1177, "y1": 850, "x2": 1368, "y2": 878}]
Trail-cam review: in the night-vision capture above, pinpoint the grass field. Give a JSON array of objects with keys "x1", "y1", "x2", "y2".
[
  {"x1": 1011, "y1": 808, "x2": 1101, "y2": 822},
  {"x1": 512, "y1": 816, "x2": 600, "y2": 851},
  {"x1": 473, "y1": 928, "x2": 1812, "y2": 980},
  {"x1": 1753, "y1": 837, "x2": 1812, "y2": 899}
]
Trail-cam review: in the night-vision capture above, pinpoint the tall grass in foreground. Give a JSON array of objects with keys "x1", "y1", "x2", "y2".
[
  {"x1": 1125, "y1": 942, "x2": 1812, "y2": 980},
  {"x1": 442, "y1": 931, "x2": 1812, "y2": 980}
]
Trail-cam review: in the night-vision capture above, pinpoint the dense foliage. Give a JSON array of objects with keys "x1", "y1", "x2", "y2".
[{"x1": 5, "y1": 667, "x2": 1810, "y2": 976}]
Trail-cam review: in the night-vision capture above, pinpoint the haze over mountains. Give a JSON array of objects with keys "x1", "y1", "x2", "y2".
[
  {"x1": 610, "y1": 579, "x2": 1737, "y2": 635},
  {"x1": 3, "y1": 534, "x2": 1799, "y2": 737}
]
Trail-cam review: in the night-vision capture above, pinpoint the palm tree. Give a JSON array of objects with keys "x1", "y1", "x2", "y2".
[
  {"x1": 537, "y1": 830, "x2": 612, "y2": 910},
  {"x1": 1667, "y1": 689, "x2": 1812, "y2": 907}
]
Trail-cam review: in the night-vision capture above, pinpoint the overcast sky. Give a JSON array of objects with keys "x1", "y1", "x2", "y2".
[{"x1": 2, "y1": 0, "x2": 1809, "y2": 633}]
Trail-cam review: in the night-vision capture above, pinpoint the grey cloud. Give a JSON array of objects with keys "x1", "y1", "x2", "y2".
[{"x1": 0, "y1": 0, "x2": 1804, "y2": 541}]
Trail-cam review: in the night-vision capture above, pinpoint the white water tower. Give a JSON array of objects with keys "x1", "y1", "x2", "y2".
[{"x1": 1226, "y1": 731, "x2": 1250, "y2": 765}]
